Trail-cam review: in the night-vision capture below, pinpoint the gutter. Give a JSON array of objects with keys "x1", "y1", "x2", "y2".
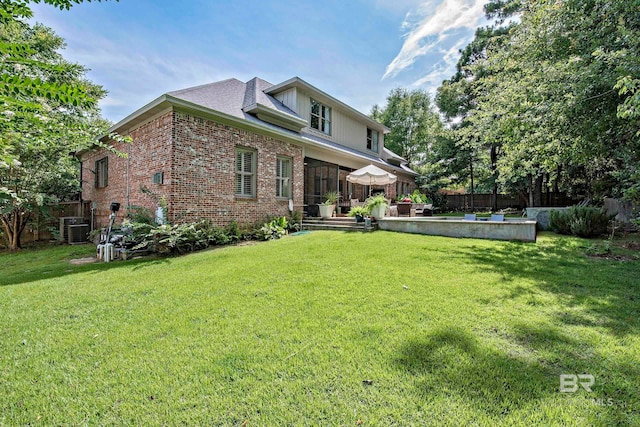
[{"x1": 79, "y1": 94, "x2": 412, "y2": 176}]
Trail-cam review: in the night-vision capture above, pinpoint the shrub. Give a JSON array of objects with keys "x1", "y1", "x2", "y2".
[
  {"x1": 224, "y1": 220, "x2": 243, "y2": 242},
  {"x1": 122, "y1": 221, "x2": 154, "y2": 246},
  {"x1": 259, "y1": 217, "x2": 288, "y2": 240},
  {"x1": 550, "y1": 206, "x2": 610, "y2": 237},
  {"x1": 549, "y1": 210, "x2": 572, "y2": 235},
  {"x1": 286, "y1": 211, "x2": 302, "y2": 233},
  {"x1": 365, "y1": 194, "x2": 388, "y2": 209},
  {"x1": 347, "y1": 205, "x2": 369, "y2": 217},
  {"x1": 144, "y1": 223, "x2": 209, "y2": 255},
  {"x1": 132, "y1": 219, "x2": 263, "y2": 256},
  {"x1": 126, "y1": 205, "x2": 154, "y2": 224},
  {"x1": 409, "y1": 189, "x2": 430, "y2": 204}
]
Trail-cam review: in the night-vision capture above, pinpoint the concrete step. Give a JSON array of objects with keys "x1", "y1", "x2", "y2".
[{"x1": 302, "y1": 217, "x2": 378, "y2": 232}]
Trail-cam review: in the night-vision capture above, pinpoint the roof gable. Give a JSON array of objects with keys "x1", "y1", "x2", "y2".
[
  {"x1": 266, "y1": 76, "x2": 389, "y2": 134},
  {"x1": 241, "y1": 77, "x2": 307, "y2": 131}
]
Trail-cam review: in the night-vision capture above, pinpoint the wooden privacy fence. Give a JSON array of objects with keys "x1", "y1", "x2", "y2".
[
  {"x1": 443, "y1": 193, "x2": 577, "y2": 211},
  {"x1": 6, "y1": 201, "x2": 92, "y2": 245}
]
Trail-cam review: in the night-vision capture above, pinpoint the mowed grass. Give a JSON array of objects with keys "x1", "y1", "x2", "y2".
[{"x1": 1, "y1": 232, "x2": 638, "y2": 426}]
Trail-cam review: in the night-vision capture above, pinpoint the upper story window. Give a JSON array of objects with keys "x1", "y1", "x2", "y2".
[
  {"x1": 367, "y1": 128, "x2": 379, "y2": 152},
  {"x1": 235, "y1": 147, "x2": 256, "y2": 197},
  {"x1": 95, "y1": 157, "x2": 108, "y2": 188},
  {"x1": 276, "y1": 156, "x2": 292, "y2": 198},
  {"x1": 310, "y1": 98, "x2": 331, "y2": 135}
]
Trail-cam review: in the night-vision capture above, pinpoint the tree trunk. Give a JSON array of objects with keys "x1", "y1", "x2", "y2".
[
  {"x1": 1, "y1": 217, "x2": 19, "y2": 251},
  {"x1": 544, "y1": 173, "x2": 550, "y2": 206},
  {"x1": 469, "y1": 155, "x2": 475, "y2": 212},
  {"x1": 1, "y1": 209, "x2": 29, "y2": 251},
  {"x1": 490, "y1": 144, "x2": 498, "y2": 212},
  {"x1": 554, "y1": 165, "x2": 562, "y2": 206},
  {"x1": 533, "y1": 174, "x2": 544, "y2": 207}
]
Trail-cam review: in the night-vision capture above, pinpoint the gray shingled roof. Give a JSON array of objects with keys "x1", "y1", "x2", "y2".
[
  {"x1": 167, "y1": 78, "x2": 248, "y2": 119},
  {"x1": 164, "y1": 77, "x2": 416, "y2": 175},
  {"x1": 168, "y1": 77, "x2": 302, "y2": 122},
  {"x1": 242, "y1": 77, "x2": 300, "y2": 117}
]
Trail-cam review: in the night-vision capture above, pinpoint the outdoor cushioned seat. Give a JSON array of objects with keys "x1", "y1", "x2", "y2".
[{"x1": 397, "y1": 203, "x2": 411, "y2": 216}]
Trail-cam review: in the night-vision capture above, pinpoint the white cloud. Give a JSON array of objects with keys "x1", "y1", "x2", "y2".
[
  {"x1": 383, "y1": 0, "x2": 487, "y2": 80},
  {"x1": 411, "y1": 37, "x2": 468, "y2": 88}
]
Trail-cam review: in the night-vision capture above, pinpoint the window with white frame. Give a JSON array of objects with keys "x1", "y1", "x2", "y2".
[
  {"x1": 367, "y1": 128, "x2": 379, "y2": 152},
  {"x1": 235, "y1": 147, "x2": 256, "y2": 197},
  {"x1": 276, "y1": 156, "x2": 292, "y2": 198},
  {"x1": 95, "y1": 157, "x2": 108, "y2": 188},
  {"x1": 310, "y1": 98, "x2": 331, "y2": 134}
]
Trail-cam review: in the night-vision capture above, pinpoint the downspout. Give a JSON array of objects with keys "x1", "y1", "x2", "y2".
[{"x1": 126, "y1": 145, "x2": 130, "y2": 209}]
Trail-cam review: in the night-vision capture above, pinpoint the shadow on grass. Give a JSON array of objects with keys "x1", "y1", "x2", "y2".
[
  {"x1": 395, "y1": 327, "x2": 552, "y2": 417},
  {"x1": 509, "y1": 322, "x2": 640, "y2": 423},
  {"x1": 0, "y1": 256, "x2": 171, "y2": 287},
  {"x1": 454, "y1": 236, "x2": 639, "y2": 337},
  {"x1": 395, "y1": 326, "x2": 639, "y2": 423}
]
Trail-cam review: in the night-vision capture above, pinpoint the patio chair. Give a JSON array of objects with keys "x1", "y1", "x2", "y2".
[
  {"x1": 397, "y1": 203, "x2": 411, "y2": 216},
  {"x1": 350, "y1": 199, "x2": 363, "y2": 207},
  {"x1": 490, "y1": 214, "x2": 504, "y2": 222},
  {"x1": 463, "y1": 213, "x2": 477, "y2": 221}
]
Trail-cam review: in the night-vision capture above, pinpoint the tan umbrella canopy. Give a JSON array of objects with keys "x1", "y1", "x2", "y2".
[{"x1": 346, "y1": 164, "x2": 397, "y2": 195}]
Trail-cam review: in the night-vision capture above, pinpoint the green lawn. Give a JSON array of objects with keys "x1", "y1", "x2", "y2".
[{"x1": 1, "y1": 232, "x2": 638, "y2": 425}]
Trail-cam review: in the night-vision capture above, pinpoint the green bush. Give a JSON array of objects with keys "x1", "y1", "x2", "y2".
[
  {"x1": 132, "y1": 219, "x2": 262, "y2": 255},
  {"x1": 549, "y1": 210, "x2": 572, "y2": 235},
  {"x1": 126, "y1": 205, "x2": 155, "y2": 224},
  {"x1": 122, "y1": 221, "x2": 154, "y2": 247},
  {"x1": 287, "y1": 210, "x2": 302, "y2": 233},
  {"x1": 550, "y1": 206, "x2": 610, "y2": 237},
  {"x1": 365, "y1": 194, "x2": 388, "y2": 208},
  {"x1": 260, "y1": 217, "x2": 288, "y2": 240},
  {"x1": 347, "y1": 205, "x2": 369, "y2": 217}
]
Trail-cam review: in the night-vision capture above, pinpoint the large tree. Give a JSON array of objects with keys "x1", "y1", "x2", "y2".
[
  {"x1": 371, "y1": 88, "x2": 444, "y2": 168},
  {"x1": 435, "y1": 0, "x2": 640, "y2": 207},
  {"x1": 488, "y1": 0, "x2": 638, "y2": 204},
  {"x1": 435, "y1": 9, "x2": 516, "y2": 211},
  {"x1": 1, "y1": 1, "x2": 112, "y2": 250}
]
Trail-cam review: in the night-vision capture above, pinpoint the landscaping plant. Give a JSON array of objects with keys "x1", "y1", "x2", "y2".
[
  {"x1": 550, "y1": 206, "x2": 611, "y2": 237},
  {"x1": 259, "y1": 217, "x2": 288, "y2": 240},
  {"x1": 347, "y1": 205, "x2": 369, "y2": 218},
  {"x1": 322, "y1": 191, "x2": 341, "y2": 205}
]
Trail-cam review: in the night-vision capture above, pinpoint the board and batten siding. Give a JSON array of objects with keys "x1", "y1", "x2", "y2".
[
  {"x1": 274, "y1": 88, "x2": 297, "y2": 112},
  {"x1": 288, "y1": 89, "x2": 382, "y2": 158}
]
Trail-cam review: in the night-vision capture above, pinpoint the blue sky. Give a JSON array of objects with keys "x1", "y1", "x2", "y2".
[{"x1": 31, "y1": 0, "x2": 489, "y2": 123}]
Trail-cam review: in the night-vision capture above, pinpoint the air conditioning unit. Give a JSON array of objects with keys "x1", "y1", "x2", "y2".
[
  {"x1": 59, "y1": 217, "x2": 85, "y2": 242},
  {"x1": 68, "y1": 224, "x2": 90, "y2": 245}
]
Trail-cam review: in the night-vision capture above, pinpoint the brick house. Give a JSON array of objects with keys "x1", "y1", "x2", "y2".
[{"x1": 79, "y1": 76, "x2": 417, "y2": 227}]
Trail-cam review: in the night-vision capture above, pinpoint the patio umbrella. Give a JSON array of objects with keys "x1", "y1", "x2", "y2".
[{"x1": 346, "y1": 164, "x2": 397, "y2": 195}]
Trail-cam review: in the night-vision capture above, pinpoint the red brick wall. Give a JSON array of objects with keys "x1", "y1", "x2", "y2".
[
  {"x1": 81, "y1": 109, "x2": 304, "y2": 228},
  {"x1": 81, "y1": 111, "x2": 173, "y2": 227},
  {"x1": 172, "y1": 111, "x2": 303, "y2": 225}
]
